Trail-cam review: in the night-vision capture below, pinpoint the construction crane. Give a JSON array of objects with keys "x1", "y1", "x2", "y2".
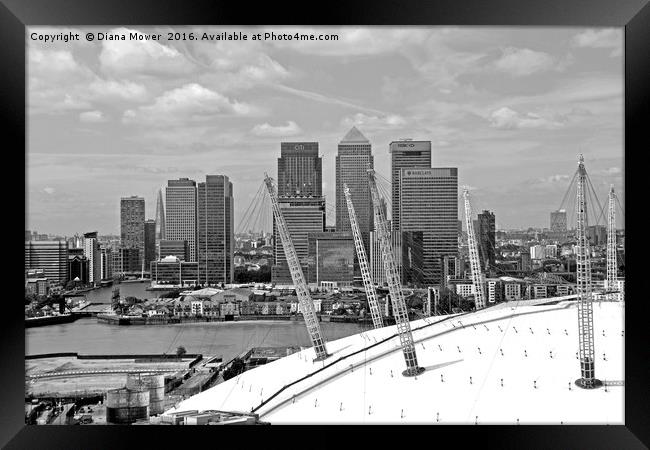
[
  {"x1": 263, "y1": 174, "x2": 329, "y2": 361},
  {"x1": 462, "y1": 188, "x2": 486, "y2": 309},
  {"x1": 343, "y1": 183, "x2": 383, "y2": 329},
  {"x1": 606, "y1": 185, "x2": 619, "y2": 301},
  {"x1": 574, "y1": 155, "x2": 601, "y2": 389},
  {"x1": 367, "y1": 169, "x2": 423, "y2": 377}
]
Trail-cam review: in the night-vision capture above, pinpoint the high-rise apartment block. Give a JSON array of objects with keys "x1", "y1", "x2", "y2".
[
  {"x1": 83, "y1": 231, "x2": 101, "y2": 284},
  {"x1": 100, "y1": 246, "x2": 113, "y2": 280},
  {"x1": 120, "y1": 196, "x2": 145, "y2": 269}
]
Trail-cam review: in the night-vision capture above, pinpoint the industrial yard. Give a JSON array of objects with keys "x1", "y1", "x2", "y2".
[{"x1": 26, "y1": 354, "x2": 198, "y2": 398}]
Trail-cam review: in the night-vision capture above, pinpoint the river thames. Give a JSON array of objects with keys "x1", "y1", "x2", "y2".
[{"x1": 26, "y1": 282, "x2": 365, "y2": 361}]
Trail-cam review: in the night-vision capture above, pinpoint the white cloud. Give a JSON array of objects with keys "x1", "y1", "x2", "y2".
[
  {"x1": 79, "y1": 110, "x2": 107, "y2": 123},
  {"x1": 251, "y1": 121, "x2": 302, "y2": 137},
  {"x1": 99, "y1": 27, "x2": 194, "y2": 76},
  {"x1": 571, "y1": 28, "x2": 622, "y2": 56},
  {"x1": 593, "y1": 166, "x2": 622, "y2": 176},
  {"x1": 489, "y1": 107, "x2": 566, "y2": 130},
  {"x1": 123, "y1": 83, "x2": 263, "y2": 126},
  {"x1": 273, "y1": 85, "x2": 385, "y2": 115},
  {"x1": 88, "y1": 79, "x2": 148, "y2": 102},
  {"x1": 493, "y1": 47, "x2": 555, "y2": 76},
  {"x1": 29, "y1": 48, "x2": 81, "y2": 74},
  {"x1": 342, "y1": 112, "x2": 406, "y2": 130}
]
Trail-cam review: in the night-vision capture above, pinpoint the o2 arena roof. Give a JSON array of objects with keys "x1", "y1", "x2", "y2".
[{"x1": 167, "y1": 298, "x2": 624, "y2": 424}]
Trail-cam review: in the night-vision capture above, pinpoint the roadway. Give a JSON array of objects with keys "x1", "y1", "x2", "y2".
[{"x1": 28, "y1": 368, "x2": 175, "y2": 379}]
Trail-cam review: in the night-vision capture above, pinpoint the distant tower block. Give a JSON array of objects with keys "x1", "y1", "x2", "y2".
[{"x1": 574, "y1": 155, "x2": 602, "y2": 389}]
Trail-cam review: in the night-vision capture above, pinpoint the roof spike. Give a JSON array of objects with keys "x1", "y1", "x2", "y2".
[{"x1": 340, "y1": 126, "x2": 370, "y2": 143}]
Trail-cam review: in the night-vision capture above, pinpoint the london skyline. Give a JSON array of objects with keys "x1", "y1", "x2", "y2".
[{"x1": 27, "y1": 26, "x2": 624, "y2": 235}]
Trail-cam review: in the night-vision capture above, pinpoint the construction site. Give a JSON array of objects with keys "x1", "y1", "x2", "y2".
[{"x1": 163, "y1": 155, "x2": 625, "y2": 424}]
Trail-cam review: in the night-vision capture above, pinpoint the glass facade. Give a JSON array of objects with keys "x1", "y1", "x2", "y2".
[
  {"x1": 307, "y1": 232, "x2": 354, "y2": 285},
  {"x1": 166, "y1": 178, "x2": 198, "y2": 262},
  {"x1": 399, "y1": 167, "x2": 458, "y2": 286},
  {"x1": 24, "y1": 240, "x2": 69, "y2": 284},
  {"x1": 277, "y1": 142, "x2": 321, "y2": 197},
  {"x1": 197, "y1": 175, "x2": 234, "y2": 285},
  {"x1": 335, "y1": 127, "x2": 374, "y2": 256}
]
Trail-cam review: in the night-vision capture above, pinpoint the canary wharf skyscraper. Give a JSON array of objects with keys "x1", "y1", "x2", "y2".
[
  {"x1": 390, "y1": 140, "x2": 432, "y2": 233},
  {"x1": 399, "y1": 167, "x2": 458, "y2": 286},
  {"x1": 272, "y1": 142, "x2": 325, "y2": 284},
  {"x1": 165, "y1": 178, "x2": 198, "y2": 262},
  {"x1": 335, "y1": 127, "x2": 374, "y2": 254},
  {"x1": 390, "y1": 140, "x2": 432, "y2": 280},
  {"x1": 277, "y1": 142, "x2": 322, "y2": 197}
]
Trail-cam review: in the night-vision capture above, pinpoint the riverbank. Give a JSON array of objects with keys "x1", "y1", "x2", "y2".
[
  {"x1": 94, "y1": 314, "x2": 388, "y2": 326},
  {"x1": 25, "y1": 314, "x2": 77, "y2": 328}
]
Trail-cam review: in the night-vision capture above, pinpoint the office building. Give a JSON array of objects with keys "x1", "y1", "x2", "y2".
[
  {"x1": 272, "y1": 197, "x2": 325, "y2": 284},
  {"x1": 272, "y1": 142, "x2": 325, "y2": 285},
  {"x1": 120, "y1": 196, "x2": 145, "y2": 261},
  {"x1": 166, "y1": 178, "x2": 198, "y2": 262},
  {"x1": 155, "y1": 188, "x2": 166, "y2": 257},
  {"x1": 197, "y1": 175, "x2": 234, "y2": 285},
  {"x1": 151, "y1": 256, "x2": 199, "y2": 286},
  {"x1": 83, "y1": 231, "x2": 101, "y2": 284},
  {"x1": 389, "y1": 140, "x2": 432, "y2": 233},
  {"x1": 477, "y1": 210, "x2": 496, "y2": 271},
  {"x1": 24, "y1": 240, "x2": 69, "y2": 284},
  {"x1": 335, "y1": 127, "x2": 374, "y2": 254},
  {"x1": 277, "y1": 142, "x2": 322, "y2": 197},
  {"x1": 144, "y1": 219, "x2": 156, "y2": 271},
  {"x1": 399, "y1": 167, "x2": 458, "y2": 286},
  {"x1": 307, "y1": 232, "x2": 355, "y2": 286},
  {"x1": 159, "y1": 240, "x2": 190, "y2": 262}
]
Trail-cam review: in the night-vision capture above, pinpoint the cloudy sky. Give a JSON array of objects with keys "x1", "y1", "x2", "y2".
[{"x1": 27, "y1": 26, "x2": 624, "y2": 235}]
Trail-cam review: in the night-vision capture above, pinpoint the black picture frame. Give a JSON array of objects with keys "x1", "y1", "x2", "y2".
[{"x1": 3, "y1": 0, "x2": 648, "y2": 447}]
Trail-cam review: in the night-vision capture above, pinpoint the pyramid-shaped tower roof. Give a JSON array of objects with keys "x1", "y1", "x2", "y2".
[{"x1": 340, "y1": 126, "x2": 369, "y2": 143}]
